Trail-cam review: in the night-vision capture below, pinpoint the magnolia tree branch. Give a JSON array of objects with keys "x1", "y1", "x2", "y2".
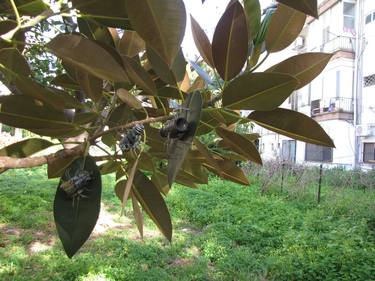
[
  {"x1": 0, "y1": 115, "x2": 172, "y2": 169},
  {"x1": 0, "y1": 146, "x2": 83, "y2": 169}
]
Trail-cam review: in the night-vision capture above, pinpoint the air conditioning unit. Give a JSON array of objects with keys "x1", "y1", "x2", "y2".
[
  {"x1": 294, "y1": 36, "x2": 305, "y2": 49},
  {"x1": 356, "y1": 125, "x2": 371, "y2": 137}
]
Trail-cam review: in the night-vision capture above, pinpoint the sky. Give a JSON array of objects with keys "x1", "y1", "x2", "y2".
[{"x1": 182, "y1": 0, "x2": 273, "y2": 60}]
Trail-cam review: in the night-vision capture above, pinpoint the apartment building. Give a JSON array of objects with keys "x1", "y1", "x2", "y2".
[{"x1": 257, "y1": 0, "x2": 375, "y2": 169}]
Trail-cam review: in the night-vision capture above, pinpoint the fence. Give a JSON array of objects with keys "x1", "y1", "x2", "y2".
[{"x1": 244, "y1": 160, "x2": 375, "y2": 203}]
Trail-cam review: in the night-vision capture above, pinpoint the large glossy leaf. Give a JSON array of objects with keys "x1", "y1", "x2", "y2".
[
  {"x1": 248, "y1": 108, "x2": 335, "y2": 147},
  {"x1": 72, "y1": 0, "x2": 131, "y2": 29},
  {"x1": 206, "y1": 159, "x2": 250, "y2": 185},
  {"x1": 123, "y1": 56, "x2": 157, "y2": 95},
  {"x1": 47, "y1": 34, "x2": 129, "y2": 82},
  {"x1": 0, "y1": 138, "x2": 53, "y2": 158},
  {"x1": 54, "y1": 156, "x2": 102, "y2": 258},
  {"x1": 147, "y1": 46, "x2": 176, "y2": 85},
  {"x1": 190, "y1": 15, "x2": 214, "y2": 67},
  {"x1": 244, "y1": 0, "x2": 261, "y2": 40},
  {"x1": 172, "y1": 49, "x2": 187, "y2": 83},
  {"x1": 195, "y1": 139, "x2": 249, "y2": 185},
  {"x1": 116, "y1": 171, "x2": 172, "y2": 241},
  {"x1": 266, "y1": 4, "x2": 306, "y2": 53},
  {"x1": 222, "y1": 72, "x2": 298, "y2": 110},
  {"x1": 0, "y1": 138, "x2": 54, "y2": 174},
  {"x1": 0, "y1": 95, "x2": 81, "y2": 137},
  {"x1": 51, "y1": 74, "x2": 80, "y2": 90},
  {"x1": 277, "y1": 0, "x2": 318, "y2": 18},
  {"x1": 0, "y1": 21, "x2": 25, "y2": 52},
  {"x1": 48, "y1": 155, "x2": 79, "y2": 179},
  {"x1": 131, "y1": 193, "x2": 144, "y2": 238},
  {"x1": 212, "y1": 1, "x2": 248, "y2": 81},
  {"x1": 121, "y1": 157, "x2": 139, "y2": 213},
  {"x1": 117, "y1": 88, "x2": 142, "y2": 109},
  {"x1": 0, "y1": 48, "x2": 30, "y2": 78},
  {"x1": 77, "y1": 18, "x2": 115, "y2": 47},
  {"x1": 0, "y1": 0, "x2": 49, "y2": 17},
  {"x1": 151, "y1": 170, "x2": 170, "y2": 195},
  {"x1": 167, "y1": 92, "x2": 202, "y2": 186},
  {"x1": 216, "y1": 127, "x2": 262, "y2": 164},
  {"x1": 178, "y1": 160, "x2": 208, "y2": 184},
  {"x1": 74, "y1": 68, "x2": 103, "y2": 102},
  {"x1": 127, "y1": 0, "x2": 186, "y2": 67},
  {"x1": 157, "y1": 86, "x2": 183, "y2": 100},
  {"x1": 147, "y1": 46, "x2": 186, "y2": 85},
  {"x1": 133, "y1": 171, "x2": 172, "y2": 241},
  {"x1": 267, "y1": 52, "x2": 333, "y2": 89},
  {"x1": 118, "y1": 31, "x2": 145, "y2": 58},
  {"x1": 14, "y1": 76, "x2": 67, "y2": 110},
  {"x1": 193, "y1": 139, "x2": 222, "y2": 173}
]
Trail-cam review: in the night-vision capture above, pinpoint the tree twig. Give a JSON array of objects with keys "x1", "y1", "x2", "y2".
[{"x1": 91, "y1": 115, "x2": 173, "y2": 141}]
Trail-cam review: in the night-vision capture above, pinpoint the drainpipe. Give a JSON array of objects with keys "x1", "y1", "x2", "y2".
[{"x1": 354, "y1": 0, "x2": 364, "y2": 169}]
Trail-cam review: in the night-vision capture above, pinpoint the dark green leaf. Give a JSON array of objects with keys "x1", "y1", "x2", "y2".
[
  {"x1": 72, "y1": 0, "x2": 131, "y2": 29},
  {"x1": 127, "y1": 0, "x2": 186, "y2": 67},
  {"x1": 0, "y1": 0, "x2": 49, "y2": 17},
  {"x1": 77, "y1": 18, "x2": 115, "y2": 47},
  {"x1": 244, "y1": 0, "x2": 261, "y2": 39},
  {"x1": 222, "y1": 72, "x2": 298, "y2": 110},
  {"x1": 267, "y1": 52, "x2": 333, "y2": 89},
  {"x1": 54, "y1": 156, "x2": 102, "y2": 258},
  {"x1": 118, "y1": 31, "x2": 145, "y2": 58},
  {"x1": 14, "y1": 76, "x2": 67, "y2": 110},
  {"x1": 73, "y1": 112, "x2": 99, "y2": 125},
  {"x1": 190, "y1": 15, "x2": 214, "y2": 67},
  {"x1": 212, "y1": 1, "x2": 248, "y2": 80},
  {"x1": 0, "y1": 48, "x2": 30, "y2": 78},
  {"x1": 116, "y1": 171, "x2": 172, "y2": 241},
  {"x1": 157, "y1": 86, "x2": 183, "y2": 100},
  {"x1": 123, "y1": 56, "x2": 157, "y2": 95},
  {"x1": 0, "y1": 138, "x2": 53, "y2": 158},
  {"x1": 51, "y1": 74, "x2": 80, "y2": 90},
  {"x1": 266, "y1": 4, "x2": 306, "y2": 53},
  {"x1": 206, "y1": 159, "x2": 250, "y2": 185},
  {"x1": 48, "y1": 155, "x2": 79, "y2": 179},
  {"x1": 216, "y1": 126, "x2": 262, "y2": 164},
  {"x1": 47, "y1": 34, "x2": 129, "y2": 82},
  {"x1": 248, "y1": 108, "x2": 335, "y2": 147},
  {"x1": 277, "y1": 0, "x2": 318, "y2": 18},
  {"x1": 0, "y1": 95, "x2": 81, "y2": 137}
]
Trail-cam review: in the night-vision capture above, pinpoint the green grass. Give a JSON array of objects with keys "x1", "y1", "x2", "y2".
[{"x1": 0, "y1": 168, "x2": 374, "y2": 281}]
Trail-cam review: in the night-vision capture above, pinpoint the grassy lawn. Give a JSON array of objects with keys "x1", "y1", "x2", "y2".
[{"x1": 1, "y1": 168, "x2": 375, "y2": 281}]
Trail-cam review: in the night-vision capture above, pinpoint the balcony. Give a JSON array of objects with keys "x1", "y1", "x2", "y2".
[
  {"x1": 311, "y1": 97, "x2": 354, "y2": 121},
  {"x1": 320, "y1": 36, "x2": 355, "y2": 53}
]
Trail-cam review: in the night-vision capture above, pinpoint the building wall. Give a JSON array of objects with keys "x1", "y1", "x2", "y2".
[{"x1": 255, "y1": 0, "x2": 361, "y2": 168}]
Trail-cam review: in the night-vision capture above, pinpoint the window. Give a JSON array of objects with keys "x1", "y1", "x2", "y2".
[
  {"x1": 364, "y1": 74, "x2": 375, "y2": 87},
  {"x1": 363, "y1": 143, "x2": 375, "y2": 163},
  {"x1": 366, "y1": 14, "x2": 372, "y2": 24},
  {"x1": 305, "y1": 143, "x2": 333, "y2": 162},
  {"x1": 322, "y1": 26, "x2": 330, "y2": 44},
  {"x1": 343, "y1": 2, "x2": 356, "y2": 31},
  {"x1": 308, "y1": 84, "x2": 312, "y2": 105},
  {"x1": 282, "y1": 140, "x2": 296, "y2": 163},
  {"x1": 336, "y1": 71, "x2": 341, "y2": 97}
]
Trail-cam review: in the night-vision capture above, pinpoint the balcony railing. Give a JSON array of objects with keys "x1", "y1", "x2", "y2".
[
  {"x1": 311, "y1": 97, "x2": 354, "y2": 117},
  {"x1": 320, "y1": 36, "x2": 355, "y2": 53}
]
